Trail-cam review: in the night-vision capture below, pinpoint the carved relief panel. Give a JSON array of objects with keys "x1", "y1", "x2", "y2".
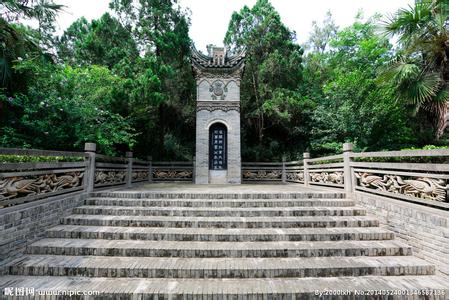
[
  {"x1": 197, "y1": 79, "x2": 239, "y2": 101},
  {"x1": 210, "y1": 81, "x2": 227, "y2": 100}
]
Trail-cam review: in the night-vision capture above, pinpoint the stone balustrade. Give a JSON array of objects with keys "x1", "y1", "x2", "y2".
[
  {"x1": 2, "y1": 143, "x2": 449, "y2": 209},
  {"x1": 0, "y1": 148, "x2": 87, "y2": 208},
  {"x1": 0, "y1": 144, "x2": 196, "y2": 208},
  {"x1": 244, "y1": 144, "x2": 449, "y2": 209},
  {"x1": 1, "y1": 143, "x2": 448, "y2": 277}
]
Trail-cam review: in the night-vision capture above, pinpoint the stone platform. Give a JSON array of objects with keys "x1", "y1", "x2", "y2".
[{"x1": 1, "y1": 183, "x2": 448, "y2": 299}]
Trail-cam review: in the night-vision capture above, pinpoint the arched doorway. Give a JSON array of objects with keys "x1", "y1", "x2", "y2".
[{"x1": 209, "y1": 123, "x2": 227, "y2": 170}]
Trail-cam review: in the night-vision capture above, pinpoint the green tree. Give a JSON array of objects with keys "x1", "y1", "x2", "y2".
[
  {"x1": 109, "y1": 0, "x2": 195, "y2": 160},
  {"x1": 57, "y1": 13, "x2": 139, "y2": 71},
  {"x1": 306, "y1": 11, "x2": 338, "y2": 53},
  {"x1": 224, "y1": 0, "x2": 307, "y2": 160},
  {"x1": 1, "y1": 0, "x2": 62, "y2": 90},
  {"x1": 1, "y1": 59, "x2": 136, "y2": 155},
  {"x1": 381, "y1": 0, "x2": 449, "y2": 138},
  {"x1": 306, "y1": 14, "x2": 418, "y2": 154}
]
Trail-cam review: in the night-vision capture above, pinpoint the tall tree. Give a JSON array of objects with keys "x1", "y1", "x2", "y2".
[
  {"x1": 1, "y1": 0, "x2": 62, "y2": 90},
  {"x1": 381, "y1": 0, "x2": 449, "y2": 138},
  {"x1": 224, "y1": 0, "x2": 306, "y2": 160},
  {"x1": 2, "y1": 59, "x2": 136, "y2": 154},
  {"x1": 306, "y1": 11, "x2": 338, "y2": 53},
  {"x1": 109, "y1": 0, "x2": 195, "y2": 159},
  {"x1": 57, "y1": 13, "x2": 139, "y2": 70},
  {"x1": 304, "y1": 14, "x2": 420, "y2": 154}
]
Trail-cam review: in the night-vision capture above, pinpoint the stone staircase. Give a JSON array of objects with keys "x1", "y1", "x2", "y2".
[{"x1": 1, "y1": 189, "x2": 448, "y2": 298}]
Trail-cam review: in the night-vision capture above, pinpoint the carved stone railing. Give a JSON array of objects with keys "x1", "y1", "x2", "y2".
[
  {"x1": 152, "y1": 162, "x2": 194, "y2": 182},
  {"x1": 302, "y1": 144, "x2": 449, "y2": 209},
  {"x1": 94, "y1": 154, "x2": 128, "y2": 188},
  {"x1": 0, "y1": 144, "x2": 153, "y2": 208},
  {"x1": 284, "y1": 161, "x2": 304, "y2": 183},
  {"x1": 132, "y1": 160, "x2": 151, "y2": 183},
  {"x1": 3, "y1": 142, "x2": 449, "y2": 210},
  {"x1": 350, "y1": 150, "x2": 449, "y2": 209},
  {"x1": 242, "y1": 162, "x2": 283, "y2": 182},
  {"x1": 304, "y1": 154, "x2": 345, "y2": 189},
  {"x1": 0, "y1": 148, "x2": 86, "y2": 207},
  {"x1": 1, "y1": 143, "x2": 198, "y2": 208}
]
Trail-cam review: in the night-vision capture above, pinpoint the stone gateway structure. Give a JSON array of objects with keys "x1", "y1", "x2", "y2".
[{"x1": 191, "y1": 46, "x2": 245, "y2": 184}]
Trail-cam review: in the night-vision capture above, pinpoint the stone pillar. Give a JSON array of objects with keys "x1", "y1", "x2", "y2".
[
  {"x1": 303, "y1": 152, "x2": 310, "y2": 187},
  {"x1": 126, "y1": 151, "x2": 133, "y2": 188},
  {"x1": 192, "y1": 156, "x2": 196, "y2": 183},
  {"x1": 147, "y1": 156, "x2": 153, "y2": 183},
  {"x1": 84, "y1": 142, "x2": 96, "y2": 193},
  {"x1": 191, "y1": 45, "x2": 245, "y2": 184},
  {"x1": 343, "y1": 143, "x2": 354, "y2": 193},
  {"x1": 281, "y1": 156, "x2": 286, "y2": 183}
]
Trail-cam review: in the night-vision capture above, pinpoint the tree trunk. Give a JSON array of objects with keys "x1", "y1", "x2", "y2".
[
  {"x1": 158, "y1": 104, "x2": 165, "y2": 159},
  {"x1": 436, "y1": 103, "x2": 449, "y2": 139},
  {"x1": 436, "y1": 40, "x2": 449, "y2": 138},
  {"x1": 251, "y1": 71, "x2": 264, "y2": 144}
]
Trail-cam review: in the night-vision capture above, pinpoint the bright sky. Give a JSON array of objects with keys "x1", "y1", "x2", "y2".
[{"x1": 55, "y1": 0, "x2": 413, "y2": 52}]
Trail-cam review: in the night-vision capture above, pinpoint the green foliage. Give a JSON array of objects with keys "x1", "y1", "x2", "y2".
[
  {"x1": 0, "y1": 155, "x2": 83, "y2": 163},
  {"x1": 106, "y1": 0, "x2": 195, "y2": 160},
  {"x1": 57, "y1": 13, "x2": 139, "y2": 70},
  {"x1": 306, "y1": 11, "x2": 338, "y2": 53},
  {"x1": 1, "y1": 59, "x2": 136, "y2": 155},
  {"x1": 381, "y1": 0, "x2": 449, "y2": 138},
  {"x1": 306, "y1": 14, "x2": 420, "y2": 156},
  {"x1": 224, "y1": 0, "x2": 307, "y2": 161},
  {"x1": 2, "y1": 0, "x2": 449, "y2": 162}
]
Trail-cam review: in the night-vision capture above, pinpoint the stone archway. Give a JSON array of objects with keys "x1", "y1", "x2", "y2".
[{"x1": 209, "y1": 122, "x2": 227, "y2": 171}]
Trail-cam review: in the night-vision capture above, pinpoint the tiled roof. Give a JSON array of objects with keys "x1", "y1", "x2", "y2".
[{"x1": 191, "y1": 45, "x2": 245, "y2": 69}]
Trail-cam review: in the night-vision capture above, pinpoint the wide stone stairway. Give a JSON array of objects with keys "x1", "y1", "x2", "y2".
[{"x1": 1, "y1": 186, "x2": 448, "y2": 298}]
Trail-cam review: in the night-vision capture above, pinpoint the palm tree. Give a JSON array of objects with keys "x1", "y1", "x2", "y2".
[{"x1": 381, "y1": 0, "x2": 449, "y2": 138}]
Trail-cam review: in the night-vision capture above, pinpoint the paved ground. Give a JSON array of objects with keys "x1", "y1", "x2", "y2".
[
  {"x1": 123, "y1": 182, "x2": 337, "y2": 193},
  {"x1": 1, "y1": 184, "x2": 448, "y2": 299}
]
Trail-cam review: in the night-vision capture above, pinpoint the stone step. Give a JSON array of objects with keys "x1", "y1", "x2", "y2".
[
  {"x1": 7, "y1": 255, "x2": 434, "y2": 278},
  {"x1": 46, "y1": 225, "x2": 395, "y2": 241},
  {"x1": 73, "y1": 205, "x2": 367, "y2": 217},
  {"x1": 85, "y1": 197, "x2": 355, "y2": 207},
  {"x1": 92, "y1": 191, "x2": 346, "y2": 200},
  {"x1": 27, "y1": 238, "x2": 411, "y2": 258},
  {"x1": 1, "y1": 275, "x2": 448, "y2": 299},
  {"x1": 61, "y1": 215, "x2": 380, "y2": 228}
]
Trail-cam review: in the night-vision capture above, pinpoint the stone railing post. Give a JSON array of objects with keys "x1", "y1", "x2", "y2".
[
  {"x1": 192, "y1": 156, "x2": 196, "y2": 183},
  {"x1": 281, "y1": 156, "x2": 286, "y2": 183},
  {"x1": 84, "y1": 142, "x2": 96, "y2": 193},
  {"x1": 343, "y1": 143, "x2": 354, "y2": 194},
  {"x1": 303, "y1": 152, "x2": 310, "y2": 187},
  {"x1": 147, "y1": 156, "x2": 153, "y2": 182},
  {"x1": 126, "y1": 151, "x2": 133, "y2": 188}
]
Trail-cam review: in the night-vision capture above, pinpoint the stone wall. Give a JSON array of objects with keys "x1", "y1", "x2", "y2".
[
  {"x1": 0, "y1": 192, "x2": 87, "y2": 269},
  {"x1": 355, "y1": 192, "x2": 449, "y2": 275},
  {"x1": 195, "y1": 106, "x2": 241, "y2": 184}
]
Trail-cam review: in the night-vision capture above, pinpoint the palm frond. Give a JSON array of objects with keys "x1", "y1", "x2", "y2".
[
  {"x1": 433, "y1": 85, "x2": 449, "y2": 104},
  {"x1": 1, "y1": 0, "x2": 64, "y2": 21},
  {"x1": 378, "y1": 57, "x2": 443, "y2": 106},
  {"x1": 409, "y1": 72, "x2": 442, "y2": 105},
  {"x1": 378, "y1": 58, "x2": 420, "y2": 85},
  {"x1": 382, "y1": 3, "x2": 432, "y2": 46}
]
